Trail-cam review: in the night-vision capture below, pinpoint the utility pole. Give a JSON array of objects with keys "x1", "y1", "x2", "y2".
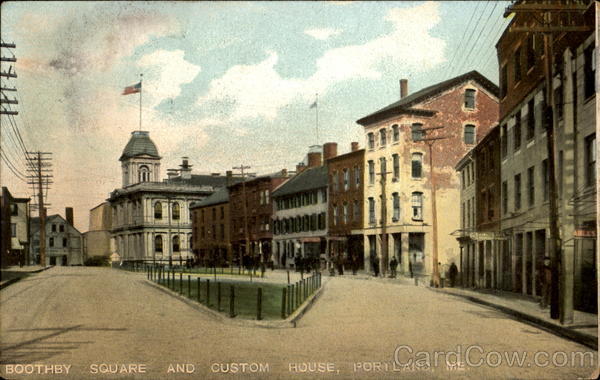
[
  {"x1": 375, "y1": 164, "x2": 393, "y2": 277},
  {"x1": 504, "y1": 0, "x2": 593, "y2": 323},
  {"x1": 0, "y1": 41, "x2": 18, "y2": 116},
  {"x1": 417, "y1": 126, "x2": 448, "y2": 287},
  {"x1": 26, "y1": 151, "x2": 53, "y2": 266},
  {"x1": 233, "y1": 165, "x2": 251, "y2": 270}
]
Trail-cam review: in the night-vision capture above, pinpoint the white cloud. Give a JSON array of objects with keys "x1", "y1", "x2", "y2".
[
  {"x1": 137, "y1": 49, "x2": 202, "y2": 108},
  {"x1": 304, "y1": 28, "x2": 342, "y2": 40},
  {"x1": 196, "y1": 1, "x2": 446, "y2": 123}
]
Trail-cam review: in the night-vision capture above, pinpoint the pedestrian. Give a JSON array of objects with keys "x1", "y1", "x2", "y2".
[
  {"x1": 408, "y1": 260, "x2": 413, "y2": 278},
  {"x1": 540, "y1": 257, "x2": 551, "y2": 309},
  {"x1": 449, "y1": 262, "x2": 458, "y2": 287},
  {"x1": 438, "y1": 262, "x2": 446, "y2": 288},
  {"x1": 373, "y1": 258, "x2": 380, "y2": 277},
  {"x1": 389, "y1": 257, "x2": 398, "y2": 278}
]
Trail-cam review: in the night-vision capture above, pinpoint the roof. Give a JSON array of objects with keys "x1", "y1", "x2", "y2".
[
  {"x1": 357, "y1": 70, "x2": 500, "y2": 126},
  {"x1": 30, "y1": 214, "x2": 82, "y2": 235},
  {"x1": 272, "y1": 165, "x2": 327, "y2": 198},
  {"x1": 119, "y1": 131, "x2": 160, "y2": 161},
  {"x1": 167, "y1": 174, "x2": 232, "y2": 188},
  {"x1": 228, "y1": 170, "x2": 290, "y2": 189},
  {"x1": 190, "y1": 187, "x2": 230, "y2": 209}
]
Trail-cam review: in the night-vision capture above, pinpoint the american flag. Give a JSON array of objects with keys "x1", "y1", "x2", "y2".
[{"x1": 122, "y1": 82, "x2": 141, "y2": 95}]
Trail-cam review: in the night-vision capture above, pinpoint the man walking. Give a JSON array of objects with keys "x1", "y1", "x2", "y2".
[{"x1": 389, "y1": 257, "x2": 398, "y2": 278}]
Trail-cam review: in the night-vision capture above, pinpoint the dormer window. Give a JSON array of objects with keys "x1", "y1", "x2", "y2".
[{"x1": 139, "y1": 165, "x2": 150, "y2": 182}]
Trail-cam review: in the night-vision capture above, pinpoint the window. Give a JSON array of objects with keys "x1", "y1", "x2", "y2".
[
  {"x1": 265, "y1": 190, "x2": 270, "y2": 204},
  {"x1": 392, "y1": 193, "x2": 400, "y2": 221},
  {"x1": 464, "y1": 124, "x2": 476, "y2": 144},
  {"x1": 11, "y1": 223, "x2": 16, "y2": 237},
  {"x1": 585, "y1": 133, "x2": 596, "y2": 187},
  {"x1": 10, "y1": 204, "x2": 18, "y2": 216},
  {"x1": 514, "y1": 46, "x2": 522, "y2": 83},
  {"x1": 464, "y1": 89, "x2": 476, "y2": 109},
  {"x1": 343, "y1": 203, "x2": 349, "y2": 224},
  {"x1": 154, "y1": 202, "x2": 162, "y2": 219},
  {"x1": 49, "y1": 237, "x2": 54, "y2": 247},
  {"x1": 354, "y1": 200, "x2": 360, "y2": 222},
  {"x1": 221, "y1": 206, "x2": 225, "y2": 219},
  {"x1": 500, "y1": 64, "x2": 508, "y2": 98},
  {"x1": 411, "y1": 153, "x2": 423, "y2": 178},
  {"x1": 321, "y1": 188, "x2": 327, "y2": 203},
  {"x1": 368, "y1": 161, "x2": 375, "y2": 185},
  {"x1": 411, "y1": 123, "x2": 424, "y2": 142},
  {"x1": 333, "y1": 204, "x2": 338, "y2": 226},
  {"x1": 558, "y1": 150, "x2": 564, "y2": 197},
  {"x1": 379, "y1": 128, "x2": 387, "y2": 146},
  {"x1": 527, "y1": 166, "x2": 535, "y2": 206},
  {"x1": 354, "y1": 166, "x2": 360, "y2": 187},
  {"x1": 379, "y1": 157, "x2": 387, "y2": 180},
  {"x1": 513, "y1": 111, "x2": 522, "y2": 151},
  {"x1": 514, "y1": 174, "x2": 522, "y2": 210},
  {"x1": 584, "y1": 44, "x2": 596, "y2": 99},
  {"x1": 139, "y1": 165, "x2": 150, "y2": 182},
  {"x1": 173, "y1": 236, "x2": 180, "y2": 252},
  {"x1": 331, "y1": 172, "x2": 338, "y2": 192},
  {"x1": 526, "y1": 99, "x2": 535, "y2": 140},
  {"x1": 488, "y1": 187, "x2": 495, "y2": 219},
  {"x1": 501, "y1": 124, "x2": 508, "y2": 158},
  {"x1": 411, "y1": 192, "x2": 423, "y2": 220},
  {"x1": 392, "y1": 154, "x2": 399, "y2": 179},
  {"x1": 502, "y1": 181, "x2": 508, "y2": 215},
  {"x1": 62, "y1": 238, "x2": 67, "y2": 247},
  {"x1": 368, "y1": 198, "x2": 376, "y2": 224},
  {"x1": 368, "y1": 132, "x2": 375, "y2": 149},
  {"x1": 52, "y1": 224, "x2": 57, "y2": 232},
  {"x1": 392, "y1": 124, "x2": 399, "y2": 142},
  {"x1": 526, "y1": 34, "x2": 535, "y2": 69},
  {"x1": 59, "y1": 224, "x2": 65, "y2": 233},
  {"x1": 318, "y1": 213, "x2": 326, "y2": 230},
  {"x1": 462, "y1": 170, "x2": 466, "y2": 190},
  {"x1": 343, "y1": 169, "x2": 349, "y2": 191},
  {"x1": 172, "y1": 202, "x2": 180, "y2": 220},
  {"x1": 542, "y1": 159, "x2": 549, "y2": 201},
  {"x1": 466, "y1": 199, "x2": 471, "y2": 227}
]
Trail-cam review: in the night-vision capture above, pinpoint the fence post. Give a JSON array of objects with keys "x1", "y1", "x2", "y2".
[
  {"x1": 229, "y1": 285, "x2": 235, "y2": 318},
  {"x1": 188, "y1": 275, "x2": 191, "y2": 297},
  {"x1": 281, "y1": 287, "x2": 287, "y2": 319},
  {"x1": 197, "y1": 277, "x2": 201, "y2": 303},
  {"x1": 257, "y1": 287, "x2": 263, "y2": 320},
  {"x1": 179, "y1": 273, "x2": 183, "y2": 294},
  {"x1": 217, "y1": 282, "x2": 221, "y2": 312},
  {"x1": 206, "y1": 279, "x2": 211, "y2": 306},
  {"x1": 287, "y1": 270, "x2": 290, "y2": 284},
  {"x1": 296, "y1": 282, "x2": 300, "y2": 308}
]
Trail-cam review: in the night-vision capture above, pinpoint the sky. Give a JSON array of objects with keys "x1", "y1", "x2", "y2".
[{"x1": 0, "y1": 1, "x2": 512, "y2": 231}]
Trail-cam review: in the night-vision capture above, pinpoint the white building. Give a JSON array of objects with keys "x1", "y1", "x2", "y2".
[
  {"x1": 30, "y1": 213, "x2": 83, "y2": 266},
  {"x1": 108, "y1": 130, "x2": 231, "y2": 265}
]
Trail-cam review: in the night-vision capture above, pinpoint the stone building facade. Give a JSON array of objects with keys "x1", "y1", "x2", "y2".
[
  {"x1": 84, "y1": 202, "x2": 112, "y2": 260},
  {"x1": 108, "y1": 131, "x2": 229, "y2": 265},
  {"x1": 497, "y1": 0, "x2": 596, "y2": 315},
  {"x1": 356, "y1": 71, "x2": 499, "y2": 280}
]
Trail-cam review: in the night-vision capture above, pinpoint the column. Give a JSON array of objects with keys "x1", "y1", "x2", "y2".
[
  {"x1": 522, "y1": 233, "x2": 527, "y2": 296},
  {"x1": 531, "y1": 233, "x2": 537, "y2": 297},
  {"x1": 474, "y1": 241, "x2": 479, "y2": 288},
  {"x1": 511, "y1": 235, "x2": 518, "y2": 293},
  {"x1": 401, "y1": 232, "x2": 410, "y2": 274},
  {"x1": 491, "y1": 240, "x2": 496, "y2": 289},
  {"x1": 483, "y1": 241, "x2": 488, "y2": 288}
]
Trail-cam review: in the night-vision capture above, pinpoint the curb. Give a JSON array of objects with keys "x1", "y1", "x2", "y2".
[
  {"x1": 142, "y1": 276, "x2": 325, "y2": 329},
  {"x1": 432, "y1": 288, "x2": 597, "y2": 350},
  {"x1": 0, "y1": 266, "x2": 52, "y2": 290}
]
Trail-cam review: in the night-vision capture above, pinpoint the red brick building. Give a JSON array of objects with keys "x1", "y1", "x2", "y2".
[
  {"x1": 326, "y1": 142, "x2": 365, "y2": 270},
  {"x1": 190, "y1": 188, "x2": 232, "y2": 266},
  {"x1": 229, "y1": 170, "x2": 290, "y2": 266}
]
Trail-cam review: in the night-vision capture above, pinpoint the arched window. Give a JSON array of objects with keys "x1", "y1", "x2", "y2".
[
  {"x1": 155, "y1": 235, "x2": 163, "y2": 252},
  {"x1": 379, "y1": 128, "x2": 387, "y2": 146},
  {"x1": 464, "y1": 124, "x2": 476, "y2": 144},
  {"x1": 173, "y1": 236, "x2": 180, "y2": 252},
  {"x1": 139, "y1": 165, "x2": 150, "y2": 182},
  {"x1": 154, "y1": 202, "x2": 162, "y2": 219},
  {"x1": 392, "y1": 124, "x2": 399, "y2": 142},
  {"x1": 411, "y1": 153, "x2": 423, "y2": 178},
  {"x1": 411, "y1": 123, "x2": 424, "y2": 141},
  {"x1": 172, "y1": 202, "x2": 180, "y2": 220}
]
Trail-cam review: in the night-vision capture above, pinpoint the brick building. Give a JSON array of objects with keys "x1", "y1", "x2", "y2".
[
  {"x1": 229, "y1": 170, "x2": 290, "y2": 266},
  {"x1": 326, "y1": 142, "x2": 365, "y2": 270},
  {"x1": 190, "y1": 187, "x2": 232, "y2": 266},
  {"x1": 0, "y1": 187, "x2": 31, "y2": 267},
  {"x1": 356, "y1": 71, "x2": 499, "y2": 280},
  {"x1": 497, "y1": 0, "x2": 596, "y2": 316}
]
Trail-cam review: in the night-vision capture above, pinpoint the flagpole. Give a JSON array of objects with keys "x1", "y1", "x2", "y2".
[
  {"x1": 139, "y1": 74, "x2": 143, "y2": 131},
  {"x1": 315, "y1": 93, "x2": 319, "y2": 145}
]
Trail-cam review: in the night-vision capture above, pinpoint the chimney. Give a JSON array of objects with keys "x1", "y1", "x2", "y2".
[
  {"x1": 281, "y1": 168, "x2": 288, "y2": 177},
  {"x1": 323, "y1": 142, "x2": 338, "y2": 161},
  {"x1": 351, "y1": 142, "x2": 359, "y2": 152},
  {"x1": 226, "y1": 170, "x2": 233, "y2": 187},
  {"x1": 65, "y1": 207, "x2": 74, "y2": 226},
  {"x1": 179, "y1": 157, "x2": 192, "y2": 180},
  {"x1": 211, "y1": 172, "x2": 221, "y2": 177},
  {"x1": 296, "y1": 162, "x2": 307, "y2": 174},
  {"x1": 400, "y1": 79, "x2": 408, "y2": 99},
  {"x1": 307, "y1": 152, "x2": 322, "y2": 168}
]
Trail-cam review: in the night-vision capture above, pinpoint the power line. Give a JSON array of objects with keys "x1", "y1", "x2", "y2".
[
  {"x1": 453, "y1": 1, "x2": 497, "y2": 76},
  {"x1": 0, "y1": 150, "x2": 27, "y2": 181},
  {"x1": 443, "y1": 1, "x2": 482, "y2": 80}
]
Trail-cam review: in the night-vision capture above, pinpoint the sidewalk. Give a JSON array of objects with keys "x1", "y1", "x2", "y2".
[
  {"x1": 432, "y1": 286, "x2": 598, "y2": 350},
  {"x1": 0, "y1": 265, "x2": 52, "y2": 289}
]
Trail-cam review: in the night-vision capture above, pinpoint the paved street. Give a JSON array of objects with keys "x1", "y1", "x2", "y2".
[{"x1": 1, "y1": 267, "x2": 596, "y2": 379}]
